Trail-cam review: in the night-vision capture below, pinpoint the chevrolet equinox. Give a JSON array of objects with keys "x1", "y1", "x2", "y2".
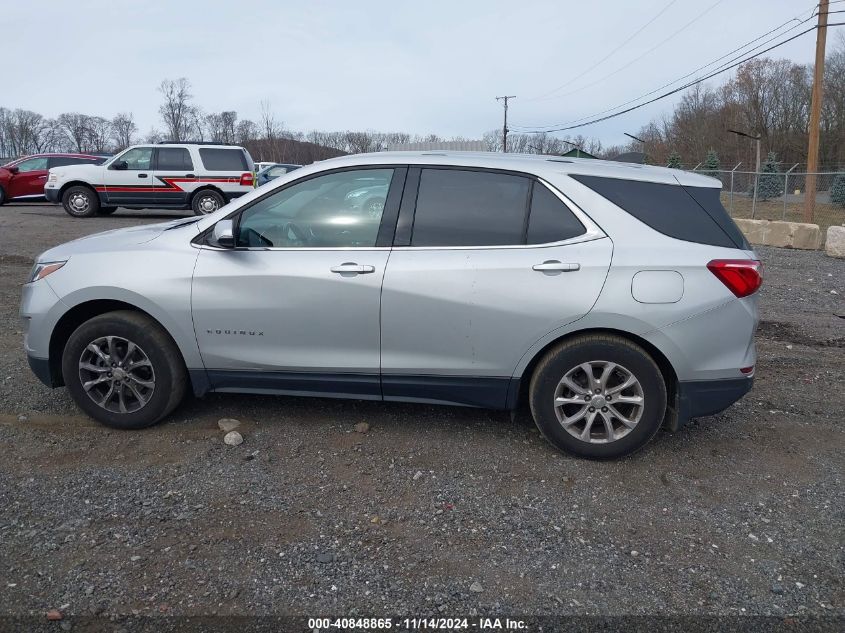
[{"x1": 21, "y1": 152, "x2": 761, "y2": 458}]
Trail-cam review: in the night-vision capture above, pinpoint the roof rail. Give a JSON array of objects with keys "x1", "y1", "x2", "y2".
[{"x1": 156, "y1": 140, "x2": 240, "y2": 146}]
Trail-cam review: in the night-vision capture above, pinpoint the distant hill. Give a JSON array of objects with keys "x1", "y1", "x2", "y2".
[{"x1": 244, "y1": 137, "x2": 346, "y2": 165}]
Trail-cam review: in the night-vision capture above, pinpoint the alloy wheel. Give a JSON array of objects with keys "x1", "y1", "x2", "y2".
[
  {"x1": 553, "y1": 360, "x2": 644, "y2": 444},
  {"x1": 78, "y1": 336, "x2": 155, "y2": 414}
]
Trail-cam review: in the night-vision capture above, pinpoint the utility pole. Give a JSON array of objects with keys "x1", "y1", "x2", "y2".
[
  {"x1": 496, "y1": 95, "x2": 516, "y2": 152},
  {"x1": 804, "y1": 0, "x2": 829, "y2": 222}
]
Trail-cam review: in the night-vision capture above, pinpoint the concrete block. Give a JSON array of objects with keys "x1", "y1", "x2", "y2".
[
  {"x1": 825, "y1": 226, "x2": 845, "y2": 258},
  {"x1": 733, "y1": 219, "x2": 822, "y2": 250}
]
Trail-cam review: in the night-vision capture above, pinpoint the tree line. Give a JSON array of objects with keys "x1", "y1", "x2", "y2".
[{"x1": 3, "y1": 33, "x2": 845, "y2": 169}]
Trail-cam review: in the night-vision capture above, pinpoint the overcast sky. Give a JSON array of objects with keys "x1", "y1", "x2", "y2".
[{"x1": 2, "y1": 0, "x2": 827, "y2": 146}]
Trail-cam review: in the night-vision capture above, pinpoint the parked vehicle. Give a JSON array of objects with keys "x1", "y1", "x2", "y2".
[
  {"x1": 43, "y1": 142, "x2": 255, "y2": 217},
  {"x1": 255, "y1": 163, "x2": 302, "y2": 187},
  {"x1": 22, "y1": 152, "x2": 761, "y2": 459},
  {"x1": 0, "y1": 153, "x2": 105, "y2": 205},
  {"x1": 254, "y1": 161, "x2": 276, "y2": 173}
]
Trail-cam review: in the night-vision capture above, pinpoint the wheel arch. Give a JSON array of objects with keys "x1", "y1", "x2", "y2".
[
  {"x1": 58, "y1": 180, "x2": 99, "y2": 199},
  {"x1": 511, "y1": 327, "x2": 678, "y2": 427},
  {"x1": 190, "y1": 185, "x2": 226, "y2": 203},
  {"x1": 47, "y1": 299, "x2": 191, "y2": 389}
]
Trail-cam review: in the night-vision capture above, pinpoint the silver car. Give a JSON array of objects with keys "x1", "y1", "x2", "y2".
[{"x1": 20, "y1": 152, "x2": 761, "y2": 459}]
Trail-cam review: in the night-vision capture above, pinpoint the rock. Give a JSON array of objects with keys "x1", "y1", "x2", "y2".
[
  {"x1": 46, "y1": 609, "x2": 62, "y2": 621},
  {"x1": 354, "y1": 422, "x2": 370, "y2": 434},
  {"x1": 60, "y1": 621, "x2": 72, "y2": 631},
  {"x1": 130, "y1": 555, "x2": 141, "y2": 562},
  {"x1": 771, "y1": 583, "x2": 784, "y2": 595},
  {"x1": 469, "y1": 581, "x2": 484, "y2": 593},
  {"x1": 217, "y1": 418, "x2": 241, "y2": 432},
  {"x1": 734, "y1": 219, "x2": 822, "y2": 250},
  {"x1": 413, "y1": 470, "x2": 423, "y2": 481},
  {"x1": 17, "y1": 414, "x2": 27, "y2": 422},
  {"x1": 630, "y1": 550, "x2": 639, "y2": 557},
  {"x1": 317, "y1": 553, "x2": 334, "y2": 563},
  {"x1": 825, "y1": 226, "x2": 845, "y2": 258},
  {"x1": 223, "y1": 431, "x2": 243, "y2": 446}
]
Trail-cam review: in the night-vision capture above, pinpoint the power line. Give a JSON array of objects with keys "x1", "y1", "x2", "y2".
[
  {"x1": 511, "y1": 22, "x2": 844, "y2": 134},
  {"x1": 527, "y1": 0, "x2": 725, "y2": 104},
  {"x1": 514, "y1": 3, "x2": 819, "y2": 131},
  {"x1": 527, "y1": 0, "x2": 679, "y2": 101}
]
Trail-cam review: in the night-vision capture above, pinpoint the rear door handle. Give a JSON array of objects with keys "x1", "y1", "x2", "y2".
[
  {"x1": 532, "y1": 261, "x2": 580, "y2": 272},
  {"x1": 138, "y1": 173, "x2": 148, "y2": 178},
  {"x1": 330, "y1": 263, "x2": 376, "y2": 274}
]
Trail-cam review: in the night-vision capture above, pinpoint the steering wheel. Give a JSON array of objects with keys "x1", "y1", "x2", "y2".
[{"x1": 283, "y1": 221, "x2": 310, "y2": 246}]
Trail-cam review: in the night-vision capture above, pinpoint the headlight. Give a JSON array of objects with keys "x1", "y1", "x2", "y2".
[
  {"x1": 47, "y1": 173, "x2": 57, "y2": 183},
  {"x1": 28, "y1": 261, "x2": 66, "y2": 283}
]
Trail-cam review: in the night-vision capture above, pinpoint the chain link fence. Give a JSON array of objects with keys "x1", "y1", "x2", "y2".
[{"x1": 698, "y1": 168, "x2": 845, "y2": 234}]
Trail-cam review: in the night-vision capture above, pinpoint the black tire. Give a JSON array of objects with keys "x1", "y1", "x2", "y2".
[
  {"x1": 529, "y1": 334, "x2": 667, "y2": 459},
  {"x1": 98, "y1": 206, "x2": 118, "y2": 215},
  {"x1": 62, "y1": 185, "x2": 100, "y2": 218},
  {"x1": 191, "y1": 189, "x2": 225, "y2": 215},
  {"x1": 0, "y1": 185, "x2": 6, "y2": 205},
  {"x1": 61, "y1": 310, "x2": 187, "y2": 430}
]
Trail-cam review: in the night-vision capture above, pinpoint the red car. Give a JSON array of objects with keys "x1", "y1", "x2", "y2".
[{"x1": 0, "y1": 153, "x2": 106, "y2": 205}]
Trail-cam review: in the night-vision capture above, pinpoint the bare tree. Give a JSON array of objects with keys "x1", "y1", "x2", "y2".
[
  {"x1": 111, "y1": 112, "x2": 137, "y2": 151},
  {"x1": 158, "y1": 78, "x2": 197, "y2": 141},
  {"x1": 87, "y1": 117, "x2": 113, "y2": 153},
  {"x1": 58, "y1": 113, "x2": 91, "y2": 152},
  {"x1": 236, "y1": 119, "x2": 258, "y2": 145}
]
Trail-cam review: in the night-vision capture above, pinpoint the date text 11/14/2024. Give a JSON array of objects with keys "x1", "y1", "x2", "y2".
[{"x1": 308, "y1": 618, "x2": 527, "y2": 630}]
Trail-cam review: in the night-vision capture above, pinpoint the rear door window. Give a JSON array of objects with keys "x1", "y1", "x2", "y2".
[
  {"x1": 526, "y1": 182, "x2": 586, "y2": 244},
  {"x1": 410, "y1": 169, "x2": 530, "y2": 247},
  {"x1": 570, "y1": 175, "x2": 747, "y2": 249},
  {"x1": 156, "y1": 147, "x2": 194, "y2": 171},
  {"x1": 199, "y1": 148, "x2": 248, "y2": 171},
  {"x1": 48, "y1": 156, "x2": 100, "y2": 168}
]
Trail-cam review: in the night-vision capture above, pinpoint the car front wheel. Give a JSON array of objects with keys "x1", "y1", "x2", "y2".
[
  {"x1": 61, "y1": 310, "x2": 187, "y2": 429},
  {"x1": 529, "y1": 334, "x2": 667, "y2": 459},
  {"x1": 62, "y1": 185, "x2": 100, "y2": 217}
]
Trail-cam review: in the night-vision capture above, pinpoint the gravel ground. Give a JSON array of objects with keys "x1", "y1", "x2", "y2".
[{"x1": 0, "y1": 203, "x2": 843, "y2": 628}]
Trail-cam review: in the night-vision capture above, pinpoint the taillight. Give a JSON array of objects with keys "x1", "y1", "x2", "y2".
[
  {"x1": 240, "y1": 172, "x2": 254, "y2": 187},
  {"x1": 707, "y1": 259, "x2": 763, "y2": 298}
]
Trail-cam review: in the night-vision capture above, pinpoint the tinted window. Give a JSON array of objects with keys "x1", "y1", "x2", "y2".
[
  {"x1": 156, "y1": 147, "x2": 194, "y2": 171},
  {"x1": 199, "y1": 148, "x2": 248, "y2": 171},
  {"x1": 14, "y1": 157, "x2": 49, "y2": 172},
  {"x1": 527, "y1": 183, "x2": 585, "y2": 244},
  {"x1": 49, "y1": 156, "x2": 100, "y2": 168},
  {"x1": 411, "y1": 169, "x2": 529, "y2": 247},
  {"x1": 570, "y1": 175, "x2": 745, "y2": 249},
  {"x1": 237, "y1": 168, "x2": 394, "y2": 248}
]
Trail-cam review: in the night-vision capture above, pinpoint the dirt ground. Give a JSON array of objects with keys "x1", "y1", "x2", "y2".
[{"x1": 0, "y1": 202, "x2": 843, "y2": 628}]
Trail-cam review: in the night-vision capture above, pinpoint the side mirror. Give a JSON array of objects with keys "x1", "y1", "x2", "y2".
[
  {"x1": 111, "y1": 160, "x2": 128, "y2": 170},
  {"x1": 7, "y1": 166, "x2": 19, "y2": 174},
  {"x1": 209, "y1": 219, "x2": 235, "y2": 248}
]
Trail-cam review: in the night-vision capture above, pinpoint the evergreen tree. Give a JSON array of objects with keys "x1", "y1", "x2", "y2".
[
  {"x1": 756, "y1": 152, "x2": 783, "y2": 200},
  {"x1": 667, "y1": 151, "x2": 682, "y2": 169},
  {"x1": 830, "y1": 174, "x2": 845, "y2": 208},
  {"x1": 703, "y1": 149, "x2": 720, "y2": 175}
]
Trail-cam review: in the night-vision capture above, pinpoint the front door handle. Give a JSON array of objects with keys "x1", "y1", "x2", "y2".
[
  {"x1": 532, "y1": 261, "x2": 580, "y2": 272},
  {"x1": 185, "y1": 173, "x2": 195, "y2": 178},
  {"x1": 138, "y1": 173, "x2": 148, "y2": 178},
  {"x1": 330, "y1": 263, "x2": 376, "y2": 274}
]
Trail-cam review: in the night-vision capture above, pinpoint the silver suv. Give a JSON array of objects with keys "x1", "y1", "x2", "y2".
[{"x1": 21, "y1": 152, "x2": 761, "y2": 459}]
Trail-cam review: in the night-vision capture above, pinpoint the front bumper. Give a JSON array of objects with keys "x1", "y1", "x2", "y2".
[
  {"x1": 44, "y1": 187, "x2": 60, "y2": 203},
  {"x1": 677, "y1": 376, "x2": 754, "y2": 424},
  {"x1": 27, "y1": 353, "x2": 56, "y2": 387}
]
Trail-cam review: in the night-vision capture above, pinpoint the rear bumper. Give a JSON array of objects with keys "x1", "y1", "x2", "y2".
[
  {"x1": 44, "y1": 188, "x2": 60, "y2": 203},
  {"x1": 677, "y1": 376, "x2": 753, "y2": 424}
]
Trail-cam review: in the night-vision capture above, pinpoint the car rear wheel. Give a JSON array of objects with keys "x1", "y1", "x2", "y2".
[
  {"x1": 529, "y1": 334, "x2": 667, "y2": 459},
  {"x1": 0, "y1": 186, "x2": 6, "y2": 205},
  {"x1": 62, "y1": 185, "x2": 100, "y2": 218},
  {"x1": 61, "y1": 310, "x2": 186, "y2": 429},
  {"x1": 191, "y1": 189, "x2": 225, "y2": 215}
]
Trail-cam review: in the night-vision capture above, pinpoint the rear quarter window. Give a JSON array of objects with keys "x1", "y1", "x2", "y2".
[
  {"x1": 570, "y1": 174, "x2": 748, "y2": 249},
  {"x1": 198, "y1": 148, "x2": 249, "y2": 171}
]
